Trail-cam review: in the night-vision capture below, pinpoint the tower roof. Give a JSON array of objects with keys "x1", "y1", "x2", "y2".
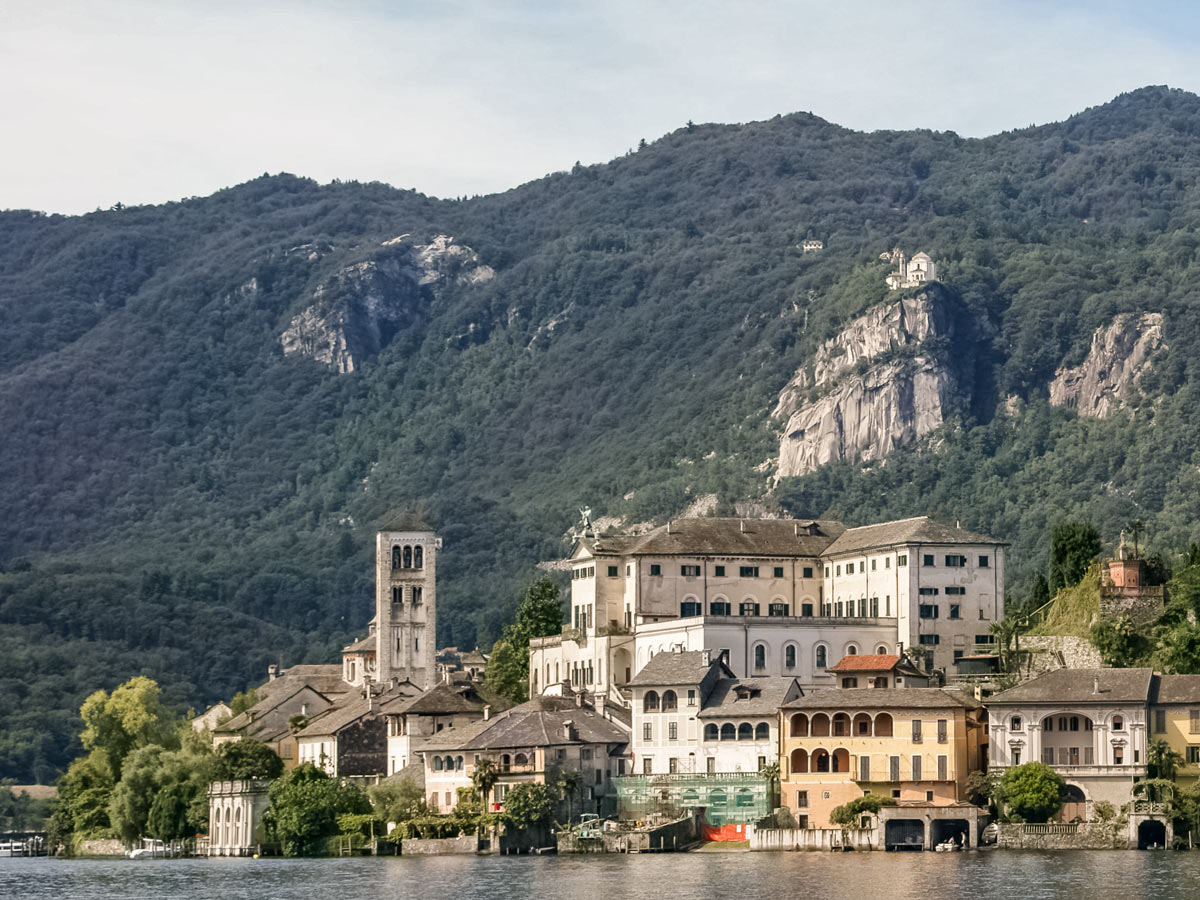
[{"x1": 379, "y1": 512, "x2": 434, "y2": 533}]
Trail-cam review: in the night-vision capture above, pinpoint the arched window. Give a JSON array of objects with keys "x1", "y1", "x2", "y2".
[
  {"x1": 874, "y1": 713, "x2": 894, "y2": 737},
  {"x1": 443, "y1": 755, "x2": 454, "y2": 771},
  {"x1": 709, "y1": 789, "x2": 728, "y2": 807},
  {"x1": 643, "y1": 691, "x2": 660, "y2": 712},
  {"x1": 876, "y1": 645, "x2": 888, "y2": 655},
  {"x1": 811, "y1": 713, "x2": 831, "y2": 737},
  {"x1": 816, "y1": 645, "x2": 828, "y2": 669},
  {"x1": 790, "y1": 748, "x2": 808, "y2": 773},
  {"x1": 403, "y1": 545, "x2": 412, "y2": 568},
  {"x1": 662, "y1": 690, "x2": 678, "y2": 711},
  {"x1": 456, "y1": 756, "x2": 464, "y2": 770},
  {"x1": 738, "y1": 722, "x2": 753, "y2": 741},
  {"x1": 785, "y1": 644, "x2": 797, "y2": 669},
  {"x1": 501, "y1": 754, "x2": 511, "y2": 772},
  {"x1": 704, "y1": 724, "x2": 719, "y2": 741},
  {"x1": 832, "y1": 713, "x2": 850, "y2": 736},
  {"x1": 832, "y1": 748, "x2": 849, "y2": 772},
  {"x1": 853, "y1": 713, "x2": 872, "y2": 736},
  {"x1": 414, "y1": 545, "x2": 424, "y2": 568},
  {"x1": 721, "y1": 723, "x2": 736, "y2": 741},
  {"x1": 845, "y1": 644, "x2": 858, "y2": 656},
  {"x1": 514, "y1": 753, "x2": 528, "y2": 766},
  {"x1": 814, "y1": 749, "x2": 830, "y2": 772},
  {"x1": 736, "y1": 788, "x2": 755, "y2": 808},
  {"x1": 755, "y1": 722, "x2": 770, "y2": 741},
  {"x1": 434, "y1": 756, "x2": 443, "y2": 771},
  {"x1": 790, "y1": 713, "x2": 809, "y2": 737},
  {"x1": 391, "y1": 546, "x2": 402, "y2": 569},
  {"x1": 753, "y1": 644, "x2": 767, "y2": 671}
]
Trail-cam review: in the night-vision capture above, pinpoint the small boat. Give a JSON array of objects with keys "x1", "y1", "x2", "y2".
[
  {"x1": 0, "y1": 842, "x2": 25, "y2": 858},
  {"x1": 934, "y1": 840, "x2": 961, "y2": 852}
]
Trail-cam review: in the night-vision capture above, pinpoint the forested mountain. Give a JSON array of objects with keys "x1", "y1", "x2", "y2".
[{"x1": 6, "y1": 85, "x2": 1200, "y2": 782}]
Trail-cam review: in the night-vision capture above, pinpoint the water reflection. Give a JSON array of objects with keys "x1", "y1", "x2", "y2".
[{"x1": 2, "y1": 852, "x2": 1198, "y2": 900}]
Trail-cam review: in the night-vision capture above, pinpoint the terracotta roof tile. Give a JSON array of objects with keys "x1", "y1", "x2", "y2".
[{"x1": 828, "y1": 654, "x2": 902, "y2": 672}]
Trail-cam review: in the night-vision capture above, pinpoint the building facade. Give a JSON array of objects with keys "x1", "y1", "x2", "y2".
[
  {"x1": 376, "y1": 523, "x2": 441, "y2": 690},
  {"x1": 208, "y1": 780, "x2": 270, "y2": 857}
]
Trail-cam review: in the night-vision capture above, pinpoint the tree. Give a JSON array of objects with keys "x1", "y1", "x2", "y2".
[
  {"x1": 229, "y1": 689, "x2": 260, "y2": 717},
  {"x1": 964, "y1": 771, "x2": 998, "y2": 809},
  {"x1": 1146, "y1": 739, "x2": 1184, "y2": 793},
  {"x1": 80, "y1": 677, "x2": 177, "y2": 778},
  {"x1": 485, "y1": 576, "x2": 564, "y2": 703},
  {"x1": 1029, "y1": 572, "x2": 1051, "y2": 611},
  {"x1": 1049, "y1": 520, "x2": 1101, "y2": 594},
  {"x1": 146, "y1": 781, "x2": 191, "y2": 842},
  {"x1": 213, "y1": 739, "x2": 283, "y2": 780},
  {"x1": 759, "y1": 761, "x2": 781, "y2": 809},
  {"x1": 50, "y1": 751, "x2": 115, "y2": 843},
  {"x1": 502, "y1": 783, "x2": 555, "y2": 830},
  {"x1": 368, "y1": 775, "x2": 428, "y2": 825},
  {"x1": 554, "y1": 767, "x2": 584, "y2": 823},
  {"x1": 996, "y1": 762, "x2": 1064, "y2": 823},
  {"x1": 472, "y1": 758, "x2": 499, "y2": 809},
  {"x1": 829, "y1": 793, "x2": 896, "y2": 826},
  {"x1": 266, "y1": 763, "x2": 370, "y2": 857}
]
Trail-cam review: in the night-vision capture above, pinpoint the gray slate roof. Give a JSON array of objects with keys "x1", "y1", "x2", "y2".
[
  {"x1": 697, "y1": 678, "x2": 803, "y2": 718},
  {"x1": 1155, "y1": 674, "x2": 1200, "y2": 704},
  {"x1": 592, "y1": 517, "x2": 845, "y2": 558},
  {"x1": 421, "y1": 696, "x2": 629, "y2": 752},
  {"x1": 379, "y1": 680, "x2": 510, "y2": 717},
  {"x1": 823, "y1": 516, "x2": 1003, "y2": 556},
  {"x1": 629, "y1": 650, "x2": 730, "y2": 687},
  {"x1": 782, "y1": 687, "x2": 979, "y2": 711},
  {"x1": 296, "y1": 685, "x2": 420, "y2": 738},
  {"x1": 987, "y1": 668, "x2": 1154, "y2": 705}
]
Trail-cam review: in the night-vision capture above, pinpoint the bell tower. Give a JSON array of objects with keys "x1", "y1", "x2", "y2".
[{"x1": 375, "y1": 521, "x2": 440, "y2": 690}]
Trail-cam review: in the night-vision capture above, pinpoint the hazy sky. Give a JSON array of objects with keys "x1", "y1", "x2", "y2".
[{"x1": 4, "y1": 0, "x2": 1200, "y2": 214}]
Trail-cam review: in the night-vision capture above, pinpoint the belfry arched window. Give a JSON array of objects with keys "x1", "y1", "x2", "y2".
[
  {"x1": 414, "y1": 546, "x2": 424, "y2": 568},
  {"x1": 392, "y1": 546, "x2": 402, "y2": 569},
  {"x1": 403, "y1": 546, "x2": 412, "y2": 568}
]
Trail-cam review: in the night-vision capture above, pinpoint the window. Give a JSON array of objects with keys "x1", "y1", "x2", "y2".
[
  {"x1": 937, "y1": 720, "x2": 947, "y2": 743},
  {"x1": 871, "y1": 559, "x2": 877, "y2": 571},
  {"x1": 919, "y1": 604, "x2": 939, "y2": 619},
  {"x1": 668, "y1": 722, "x2": 678, "y2": 741},
  {"x1": 754, "y1": 644, "x2": 766, "y2": 670},
  {"x1": 979, "y1": 555, "x2": 990, "y2": 567},
  {"x1": 643, "y1": 691, "x2": 659, "y2": 712},
  {"x1": 836, "y1": 565, "x2": 842, "y2": 576},
  {"x1": 945, "y1": 586, "x2": 966, "y2": 595},
  {"x1": 976, "y1": 634, "x2": 995, "y2": 645},
  {"x1": 581, "y1": 748, "x2": 593, "y2": 761},
  {"x1": 391, "y1": 586, "x2": 403, "y2": 605},
  {"x1": 796, "y1": 790, "x2": 809, "y2": 808},
  {"x1": 1189, "y1": 747, "x2": 1200, "y2": 765},
  {"x1": 662, "y1": 691, "x2": 678, "y2": 711},
  {"x1": 721, "y1": 723, "x2": 735, "y2": 741},
  {"x1": 1012, "y1": 749, "x2": 1021, "y2": 766},
  {"x1": 889, "y1": 756, "x2": 900, "y2": 781},
  {"x1": 816, "y1": 646, "x2": 828, "y2": 668},
  {"x1": 785, "y1": 645, "x2": 797, "y2": 669},
  {"x1": 870, "y1": 597, "x2": 879, "y2": 617},
  {"x1": 688, "y1": 689, "x2": 696, "y2": 706},
  {"x1": 681, "y1": 565, "x2": 700, "y2": 576},
  {"x1": 703, "y1": 724, "x2": 718, "y2": 741},
  {"x1": 898, "y1": 554, "x2": 908, "y2": 566},
  {"x1": 842, "y1": 677, "x2": 859, "y2": 688},
  {"x1": 680, "y1": 601, "x2": 702, "y2": 617},
  {"x1": 918, "y1": 634, "x2": 940, "y2": 645},
  {"x1": 707, "y1": 757, "x2": 716, "y2": 774},
  {"x1": 1010, "y1": 716, "x2": 1023, "y2": 732},
  {"x1": 649, "y1": 564, "x2": 661, "y2": 576},
  {"x1": 1112, "y1": 716, "x2": 1124, "y2": 731},
  {"x1": 825, "y1": 566, "x2": 831, "y2": 577},
  {"x1": 885, "y1": 557, "x2": 891, "y2": 569},
  {"x1": 710, "y1": 600, "x2": 731, "y2": 616},
  {"x1": 642, "y1": 723, "x2": 652, "y2": 741},
  {"x1": 608, "y1": 565, "x2": 618, "y2": 577},
  {"x1": 756, "y1": 723, "x2": 769, "y2": 740},
  {"x1": 846, "y1": 563, "x2": 855, "y2": 575},
  {"x1": 946, "y1": 555, "x2": 967, "y2": 567},
  {"x1": 738, "y1": 723, "x2": 753, "y2": 740},
  {"x1": 740, "y1": 566, "x2": 759, "y2": 577},
  {"x1": 669, "y1": 758, "x2": 679, "y2": 774},
  {"x1": 643, "y1": 758, "x2": 653, "y2": 774},
  {"x1": 1155, "y1": 709, "x2": 1167, "y2": 733},
  {"x1": 923, "y1": 554, "x2": 935, "y2": 567},
  {"x1": 925, "y1": 791, "x2": 934, "y2": 802},
  {"x1": 912, "y1": 720, "x2": 923, "y2": 743},
  {"x1": 801, "y1": 603, "x2": 813, "y2": 617},
  {"x1": 1191, "y1": 710, "x2": 1200, "y2": 734},
  {"x1": 412, "y1": 587, "x2": 423, "y2": 606},
  {"x1": 740, "y1": 601, "x2": 761, "y2": 616},
  {"x1": 1114, "y1": 747, "x2": 1124, "y2": 765},
  {"x1": 769, "y1": 602, "x2": 789, "y2": 616},
  {"x1": 773, "y1": 566, "x2": 784, "y2": 578},
  {"x1": 912, "y1": 755, "x2": 923, "y2": 780},
  {"x1": 803, "y1": 567, "x2": 814, "y2": 578},
  {"x1": 860, "y1": 756, "x2": 870, "y2": 781},
  {"x1": 949, "y1": 605, "x2": 961, "y2": 620},
  {"x1": 918, "y1": 588, "x2": 939, "y2": 597}
]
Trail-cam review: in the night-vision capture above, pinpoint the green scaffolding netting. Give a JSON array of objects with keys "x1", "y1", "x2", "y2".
[{"x1": 614, "y1": 773, "x2": 770, "y2": 826}]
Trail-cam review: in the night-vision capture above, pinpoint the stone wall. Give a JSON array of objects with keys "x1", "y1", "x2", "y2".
[
  {"x1": 748, "y1": 825, "x2": 877, "y2": 851},
  {"x1": 401, "y1": 834, "x2": 480, "y2": 855},
  {"x1": 76, "y1": 839, "x2": 126, "y2": 857},
  {"x1": 1019, "y1": 636, "x2": 1102, "y2": 674},
  {"x1": 1099, "y1": 586, "x2": 1165, "y2": 627},
  {"x1": 996, "y1": 822, "x2": 1129, "y2": 850}
]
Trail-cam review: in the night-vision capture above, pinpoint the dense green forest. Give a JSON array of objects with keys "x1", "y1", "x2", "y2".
[{"x1": 5, "y1": 85, "x2": 1200, "y2": 782}]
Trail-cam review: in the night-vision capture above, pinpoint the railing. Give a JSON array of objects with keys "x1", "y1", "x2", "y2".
[
  {"x1": 1022, "y1": 823, "x2": 1078, "y2": 835},
  {"x1": 1133, "y1": 801, "x2": 1167, "y2": 814}
]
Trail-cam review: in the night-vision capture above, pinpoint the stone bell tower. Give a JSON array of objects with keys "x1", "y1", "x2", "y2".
[{"x1": 375, "y1": 519, "x2": 440, "y2": 690}]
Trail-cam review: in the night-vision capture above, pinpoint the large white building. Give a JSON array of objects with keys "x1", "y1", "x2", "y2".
[{"x1": 529, "y1": 515, "x2": 1006, "y2": 704}]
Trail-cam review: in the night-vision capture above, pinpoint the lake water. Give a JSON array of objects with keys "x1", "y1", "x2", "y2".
[{"x1": 4, "y1": 851, "x2": 1200, "y2": 900}]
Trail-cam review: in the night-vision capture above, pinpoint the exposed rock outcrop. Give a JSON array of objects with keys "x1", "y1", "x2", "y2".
[
  {"x1": 774, "y1": 291, "x2": 965, "y2": 479},
  {"x1": 280, "y1": 236, "x2": 494, "y2": 372},
  {"x1": 1049, "y1": 312, "x2": 1165, "y2": 417}
]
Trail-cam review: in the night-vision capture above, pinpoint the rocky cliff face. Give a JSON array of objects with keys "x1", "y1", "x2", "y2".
[
  {"x1": 1049, "y1": 312, "x2": 1165, "y2": 417},
  {"x1": 280, "y1": 235, "x2": 494, "y2": 372},
  {"x1": 773, "y1": 291, "x2": 964, "y2": 479}
]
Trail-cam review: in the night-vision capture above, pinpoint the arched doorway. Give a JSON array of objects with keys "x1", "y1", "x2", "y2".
[
  {"x1": 1138, "y1": 819, "x2": 1167, "y2": 850},
  {"x1": 1058, "y1": 784, "x2": 1087, "y2": 823},
  {"x1": 885, "y1": 819, "x2": 926, "y2": 851}
]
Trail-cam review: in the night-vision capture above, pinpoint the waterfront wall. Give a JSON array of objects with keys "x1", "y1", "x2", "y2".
[
  {"x1": 76, "y1": 839, "x2": 126, "y2": 857},
  {"x1": 996, "y1": 822, "x2": 1129, "y2": 850},
  {"x1": 402, "y1": 834, "x2": 480, "y2": 855},
  {"x1": 748, "y1": 826, "x2": 877, "y2": 851}
]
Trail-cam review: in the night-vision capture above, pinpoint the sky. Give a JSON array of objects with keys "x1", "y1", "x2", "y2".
[{"x1": 4, "y1": 0, "x2": 1200, "y2": 215}]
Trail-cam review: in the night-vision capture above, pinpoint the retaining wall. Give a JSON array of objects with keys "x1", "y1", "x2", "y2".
[
  {"x1": 996, "y1": 822, "x2": 1129, "y2": 850},
  {"x1": 748, "y1": 826, "x2": 877, "y2": 851}
]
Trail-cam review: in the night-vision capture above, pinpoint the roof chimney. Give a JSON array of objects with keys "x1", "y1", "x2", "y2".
[
  {"x1": 562, "y1": 720, "x2": 576, "y2": 741},
  {"x1": 740, "y1": 520, "x2": 746, "y2": 533},
  {"x1": 576, "y1": 691, "x2": 585, "y2": 708},
  {"x1": 483, "y1": 704, "x2": 491, "y2": 720},
  {"x1": 667, "y1": 520, "x2": 674, "y2": 534},
  {"x1": 1093, "y1": 676, "x2": 1100, "y2": 695},
  {"x1": 702, "y1": 649, "x2": 712, "y2": 666},
  {"x1": 267, "y1": 664, "x2": 278, "y2": 681},
  {"x1": 595, "y1": 695, "x2": 606, "y2": 717}
]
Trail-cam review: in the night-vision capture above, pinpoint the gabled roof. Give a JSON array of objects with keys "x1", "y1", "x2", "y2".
[
  {"x1": 296, "y1": 685, "x2": 420, "y2": 738},
  {"x1": 612, "y1": 517, "x2": 845, "y2": 558},
  {"x1": 628, "y1": 650, "x2": 732, "y2": 687},
  {"x1": 823, "y1": 516, "x2": 1003, "y2": 556},
  {"x1": 829, "y1": 654, "x2": 904, "y2": 673},
  {"x1": 988, "y1": 668, "x2": 1154, "y2": 705},
  {"x1": 421, "y1": 696, "x2": 628, "y2": 752},
  {"x1": 342, "y1": 635, "x2": 375, "y2": 654},
  {"x1": 782, "y1": 687, "x2": 979, "y2": 710},
  {"x1": 697, "y1": 678, "x2": 803, "y2": 718},
  {"x1": 380, "y1": 680, "x2": 511, "y2": 717},
  {"x1": 215, "y1": 682, "x2": 337, "y2": 736}
]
